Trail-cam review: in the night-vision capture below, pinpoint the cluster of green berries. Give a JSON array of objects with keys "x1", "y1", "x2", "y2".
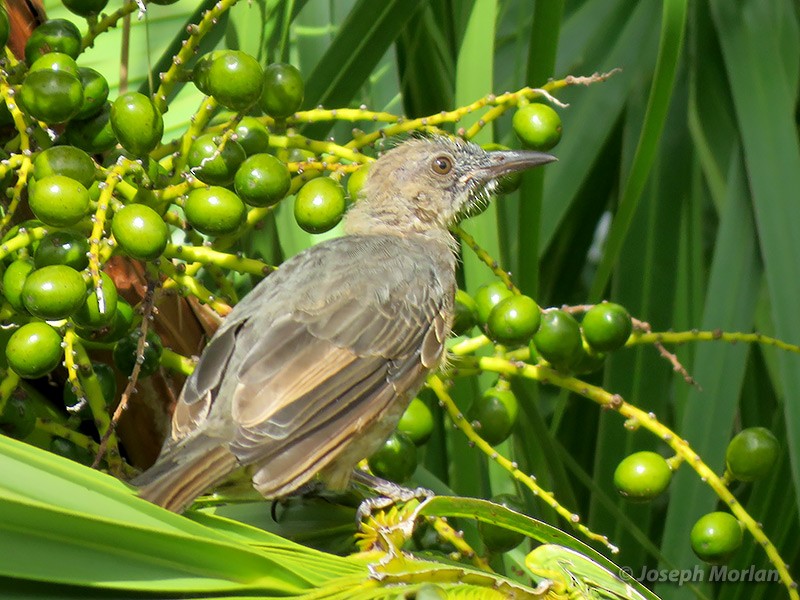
[
  {"x1": 1, "y1": 7, "x2": 348, "y2": 244},
  {"x1": 463, "y1": 281, "x2": 634, "y2": 372},
  {"x1": 0, "y1": 7, "x2": 348, "y2": 454},
  {"x1": 612, "y1": 427, "x2": 779, "y2": 564},
  {"x1": 459, "y1": 286, "x2": 633, "y2": 452}
]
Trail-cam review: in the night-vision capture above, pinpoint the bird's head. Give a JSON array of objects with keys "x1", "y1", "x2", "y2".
[{"x1": 345, "y1": 136, "x2": 556, "y2": 236}]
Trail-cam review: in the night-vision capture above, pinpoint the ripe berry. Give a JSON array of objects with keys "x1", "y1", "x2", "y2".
[
  {"x1": 473, "y1": 281, "x2": 514, "y2": 325},
  {"x1": 486, "y1": 294, "x2": 541, "y2": 346},
  {"x1": 261, "y1": 63, "x2": 304, "y2": 119},
  {"x1": 111, "y1": 204, "x2": 169, "y2": 260},
  {"x1": 478, "y1": 494, "x2": 526, "y2": 553},
  {"x1": 33, "y1": 146, "x2": 96, "y2": 189},
  {"x1": 234, "y1": 153, "x2": 291, "y2": 207},
  {"x1": 725, "y1": 427, "x2": 780, "y2": 482},
  {"x1": 582, "y1": 302, "x2": 633, "y2": 352},
  {"x1": 691, "y1": 512, "x2": 743, "y2": 564},
  {"x1": 294, "y1": 178, "x2": 346, "y2": 234},
  {"x1": 110, "y1": 92, "x2": 164, "y2": 157},
  {"x1": 185, "y1": 187, "x2": 247, "y2": 236},
  {"x1": 613, "y1": 451, "x2": 672, "y2": 501},
  {"x1": 512, "y1": 103, "x2": 562, "y2": 151},
  {"x1": 6, "y1": 322, "x2": 63, "y2": 379},
  {"x1": 368, "y1": 431, "x2": 417, "y2": 484},
  {"x1": 468, "y1": 385, "x2": 519, "y2": 445},
  {"x1": 397, "y1": 397, "x2": 434, "y2": 446},
  {"x1": 187, "y1": 133, "x2": 246, "y2": 186},
  {"x1": 531, "y1": 309, "x2": 583, "y2": 372}
]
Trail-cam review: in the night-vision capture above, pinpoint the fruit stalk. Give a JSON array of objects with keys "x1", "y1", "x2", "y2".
[
  {"x1": 428, "y1": 374, "x2": 617, "y2": 553},
  {"x1": 473, "y1": 355, "x2": 798, "y2": 597}
]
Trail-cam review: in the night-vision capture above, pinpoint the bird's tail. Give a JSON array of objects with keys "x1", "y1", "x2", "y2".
[{"x1": 130, "y1": 438, "x2": 238, "y2": 513}]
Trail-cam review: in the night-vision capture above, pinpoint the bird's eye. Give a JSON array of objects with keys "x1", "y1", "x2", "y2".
[{"x1": 431, "y1": 155, "x2": 453, "y2": 175}]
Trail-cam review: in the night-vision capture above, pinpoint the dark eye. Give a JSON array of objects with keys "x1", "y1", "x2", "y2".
[{"x1": 431, "y1": 155, "x2": 453, "y2": 175}]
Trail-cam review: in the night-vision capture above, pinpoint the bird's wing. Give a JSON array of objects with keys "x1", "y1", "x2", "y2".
[{"x1": 166, "y1": 235, "x2": 455, "y2": 496}]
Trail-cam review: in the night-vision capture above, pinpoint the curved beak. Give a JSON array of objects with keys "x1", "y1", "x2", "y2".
[{"x1": 473, "y1": 148, "x2": 557, "y2": 181}]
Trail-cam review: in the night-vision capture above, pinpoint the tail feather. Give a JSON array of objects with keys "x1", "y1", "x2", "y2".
[{"x1": 131, "y1": 440, "x2": 238, "y2": 513}]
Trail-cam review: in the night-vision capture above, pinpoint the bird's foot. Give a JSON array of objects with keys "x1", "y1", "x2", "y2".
[
  {"x1": 350, "y1": 469, "x2": 434, "y2": 523},
  {"x1": 352, "y1": 472, "x2": 435, "y2": 556}
]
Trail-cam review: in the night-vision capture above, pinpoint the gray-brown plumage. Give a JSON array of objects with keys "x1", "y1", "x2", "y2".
[{"x1": 132, "y1": 135, "x2": 556, "y2": 512}]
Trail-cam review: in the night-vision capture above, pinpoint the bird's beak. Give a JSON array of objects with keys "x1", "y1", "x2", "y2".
[{"x1": 474, "y1": 148, "x2": 557, "y2": 181}]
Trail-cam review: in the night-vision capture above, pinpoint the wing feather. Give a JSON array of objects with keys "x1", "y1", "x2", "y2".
[{"x1": 156, "y1": 234, "x2": 456, "y2": 498}]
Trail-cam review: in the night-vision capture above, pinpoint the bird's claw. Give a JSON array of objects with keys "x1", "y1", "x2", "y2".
[
  {"x1": 350, "y1": 467, "x2": 434, "y2": 523},
  {"x1": 355, "y1": 485, "x2": 434, "y2": 523}
]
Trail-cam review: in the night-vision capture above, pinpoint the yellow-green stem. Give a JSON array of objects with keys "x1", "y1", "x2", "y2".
[
  {"x1": 474, "y1": 356, "x2": 797, "y2": 597},
  {"x1": 428, "y1": 374, "x2": 616, "y2": 553}
]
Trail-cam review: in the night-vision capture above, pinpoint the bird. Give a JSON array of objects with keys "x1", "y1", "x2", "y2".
[{"x1": 132, "y1": 135, "x2": 556, "y2": 512}]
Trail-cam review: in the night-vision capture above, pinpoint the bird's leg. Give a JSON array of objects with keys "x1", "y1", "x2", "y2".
[{"x1": 350, "y1": 469, "x2": 434, "y2": 523}]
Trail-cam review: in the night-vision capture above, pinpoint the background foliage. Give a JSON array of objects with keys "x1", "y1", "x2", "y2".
[{"x1": 5, "y1": 0, "x2": 800, "y2": 598}]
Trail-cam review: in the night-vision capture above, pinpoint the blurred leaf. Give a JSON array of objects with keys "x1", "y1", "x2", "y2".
[
  {"x1": 396, "y1": 3, "x2": 455, "y2": 118},
  {"x1": 541, "y1": 1, "x2": 660, "y2": 254},
  {"x1": 710, "y1": 0, "x2": 800, "y2": 525},
  {"x1": 655, "y1": 153, "x2": 759, "y2": 599},
  {"x1": 589, "y1": 0, "x2": 687, "y2": 300},
  {"x1": 302, "y1": 0, "x2": 426, "y2": 137},
  {"x1": 455, "y1": 0, "x2": 499, "y2": 293}
]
